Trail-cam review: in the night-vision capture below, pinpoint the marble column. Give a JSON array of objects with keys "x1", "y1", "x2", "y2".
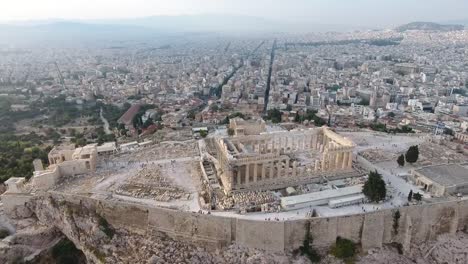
[
  {"x1": 268, "y1": 162, "x2": 274, "y2": 179},
  {"x1": 315, "y1": 160, "x2": 320, "y2": 171},
  {"x1": 245, "y1": 164, "x2": 250, "y2": 184},
  {"x1": 335, "y1": 152, "x2": 341, "y2": 171},
  {"x1": 277, "y1": 160, "x2": 282, "y2": 178},
  {"x1": 261, "y1": 162, "x2": 266, "y2": 181},
  {"x1": 292, "y1": 161, "x2": 297, "y2": 177},
  {"x1": 253, "y1": 163, "x2": 258, "y2": 182},
  {"x1": 347, "y1": 152, "x2": 353, "y2": 168},
  {"x1": 237, "y1": 168, "x2": 241, "y2": 186},
  {"x1": 328, "y1": 152, "x2": 334, "y2": 170},
  {"x1": 342, "y1": 152, "x2": 349, "y2": 169}
]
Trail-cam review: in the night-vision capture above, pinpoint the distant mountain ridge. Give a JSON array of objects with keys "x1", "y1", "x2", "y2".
[{"x1": 396, "y1": 22, "x2": 465, "y2": 32}]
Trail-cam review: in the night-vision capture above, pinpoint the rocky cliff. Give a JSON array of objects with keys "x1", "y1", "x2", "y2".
[
  {"x1": 26, "y1": 194, "x2": 301, "y2": 263},
  {"x1": 2, "y1": 192, "x2": 467, "y2": 263}
]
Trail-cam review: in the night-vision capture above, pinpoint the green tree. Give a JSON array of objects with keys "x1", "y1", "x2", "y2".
[
  {"x1": 210, "y1": 104, "x2": 220, "y2": 112},
  {"x1": 298, "y1": 223, "x2": 321, "y2": 263},
  {"x1": 266, "y1": 108, "x2": 282, "y2": 123},
  {"x1": 187, "y1": 110, "x2": 196, "y2": 120},
  {"x1": 392, "y1": 210, "x2": 401, "y2": 235},
  {"x1": 363, "y1": 170, "x2": 387, "y2": 202},
  {"x1": 408, "y1": 190, "x2": 413, "y2": 202},
  {"x1": 199, "y1": 130, "x2": 208, "y2": 138},
  {"x1": 227, "y1": 128, "x2": 235, "y2": 136},
  {"x1": 413, "y1": 192, "x2": 422, "y2": 201},
  {"x1": 397, "y1": 154, "x2": 405, "y2": 167},
  {"x1": 330, "y1": 236, "x2": 356, "y2": 261},
  {"x1": 405, "y1": 145, "x2": 419, "y2": 164},
  {"x1": 294, "y1": 112, "x2": 302, "y2": 123}
]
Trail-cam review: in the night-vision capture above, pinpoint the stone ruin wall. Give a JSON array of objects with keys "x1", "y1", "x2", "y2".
[{"x1": 29, "y1": 192, "x2": 468, "y2": 254}]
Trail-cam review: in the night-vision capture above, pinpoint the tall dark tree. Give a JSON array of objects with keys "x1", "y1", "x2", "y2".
[
  {"x1": 405, "y1": 145, "x2": 419, "y2": 164},
  {"x1": 408, "y1": 190, "x2": 413, "y2": 202},
  {"x1": 363, "y1": 170, "x2": 387, "y2": 202},
  {"x1": 397, "y1": 154, "x2": 405, "y2": 167},
  {"x1": 413, "y1": 192, "x2": 422, "y2": 201}
]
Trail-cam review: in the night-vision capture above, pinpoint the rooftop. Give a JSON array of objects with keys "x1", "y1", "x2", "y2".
[
  {"x1": 118, "y1": 104, "x2": 141, "y2": 125},
  {"x1": 281, "y1": 184, "x2": 363, "y2": 206},
  {"x1": 415, "y1": 164, "x2": 468, "y2": 187}
]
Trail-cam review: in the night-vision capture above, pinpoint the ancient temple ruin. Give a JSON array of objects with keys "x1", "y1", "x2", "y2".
[{"x1": 212, "y1": 127, "x2": 356, "y2": 193}]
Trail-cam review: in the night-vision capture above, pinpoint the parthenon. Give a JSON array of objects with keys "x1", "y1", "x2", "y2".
[{"x1": 211, "y1": 127, "x2": 356, "y2": 193}]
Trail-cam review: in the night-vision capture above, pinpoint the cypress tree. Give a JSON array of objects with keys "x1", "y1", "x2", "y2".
[
  {"x1": 363, "y1": 170, "x2": 387, "y2": 202},
  {"x1": 405, "y1": 145, "x2": 419, "y2": 164},
  {"x1": 397, "y1": 154, "x2": 405, "y2": 167}
]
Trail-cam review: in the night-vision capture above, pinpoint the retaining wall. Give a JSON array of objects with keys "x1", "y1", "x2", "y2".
[{"x1": 40, "y1": 192, "x2": 468, "y2": 253}]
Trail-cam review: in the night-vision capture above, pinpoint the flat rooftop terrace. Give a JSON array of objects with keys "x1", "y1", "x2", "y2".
[{"x1": 415, "y1": 164, "x2": 468, "y2": 187}]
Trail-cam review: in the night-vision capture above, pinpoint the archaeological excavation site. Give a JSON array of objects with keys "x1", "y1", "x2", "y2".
[{"x1": 1, "y1": 120, "x2": 468, "y2": 263}]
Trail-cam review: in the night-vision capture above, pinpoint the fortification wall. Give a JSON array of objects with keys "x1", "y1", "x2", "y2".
[{"x1": 38, "y1": 192, "x2": 468, "y2": 253}]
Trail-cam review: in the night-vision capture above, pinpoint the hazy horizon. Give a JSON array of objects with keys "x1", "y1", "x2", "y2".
[{"x1": 2, "y1": 0, "x2": 468, "y2": 28}]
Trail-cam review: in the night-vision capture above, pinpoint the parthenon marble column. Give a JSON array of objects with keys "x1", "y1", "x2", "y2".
[
  {"x1": 261, "y1": 162, "x2": 266, "y2": 181},
  {"x1": 268, "y1": 161, "x2": 275, "y2": 179},
  {"x1": 277, "y1": 160, "x2": 282, "y2": 178},
  {"x1": 329, "y1": 152, "x2": 334, "y2": 169},
  {"x1": 253, "y1": 163, "x2": 258, "y2": 182},
  {"x1": 342, "y1": 152, "x2": 349, "y2": 169},
  {"x1": 292, "y1": 161, "x2": 297, "y2": 177},
  {"x1": 347, "y1": 152, "x2": 353, "y2": 168},
  {"x1": 335, "y1": 152, "x2": 342, "y2": 171},
  {"x1": 315, "y1": 160, "x2": 320, "y2": 172},
  {"x1": 245, "y1": 164, "x2": 250, "y2": 184}
]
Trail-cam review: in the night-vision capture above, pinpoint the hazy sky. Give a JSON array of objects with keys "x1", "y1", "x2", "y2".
[{"x1": 2, "y1": 0, "x2": 467, "y2": 26}]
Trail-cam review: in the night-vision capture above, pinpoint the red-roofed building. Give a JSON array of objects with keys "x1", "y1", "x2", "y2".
[{"x1": 118, "y1": 104, "x2": 141, "y2": 135}]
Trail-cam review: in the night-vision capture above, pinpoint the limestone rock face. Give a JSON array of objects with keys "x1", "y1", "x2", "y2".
[
  {"x1": 3, "y1": 193, "x2": 467, "y2": 264},
  {"x1": 27, "y1": 195, "x2": 301, "y2": 263}
]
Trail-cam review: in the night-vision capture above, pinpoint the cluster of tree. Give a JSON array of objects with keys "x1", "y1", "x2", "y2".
[
  {"x1": 330, "y1": 236, "x2": 357, "y2": 262},
  {"x1": 131, "y1": 104, "x2": 162, "y2": 134},
  {"x1": 0, "y1": 133, "x2": 51, "y2": 183},
  {"x1": 221, "y1": 112, "x2": 246, "y2": 125},
  {"x1": 127, "y1": 94, "x2": 143, "y2": 100},
  {"x1": 94, "y1": 127, "x2": 116, "y2": 145},
  {"x1": 407, "y1": 190, "x2": 422, "y2": 202},
  {"x1": 451, "y1": 88, "x2": 467, "y2": 96},
  {"x1": 359, "y1": 98, "x2": 370, "y2": 106},
  {"x1": 326, "y1": 85, "x2": 341, "y2": 92},
  {"x1": 363, "y1": 170, "x2": 387, "y2": 202},
  {"x1": 368, "y1": 39, "x2": 402, "y2": 46},
  {"x1": 369, "y1": 122, "x2": 414, "y2": 134},
  {"x1": 38, "y1": 96, "x2": 103, "y2": 127},
  {"x1": 51, "y1": 238, "x2": 87, "y2": 264},
  {"x1": 71, "y1": 133, "x2": 88, "y2": 147},
  {"x1": 1, "y1": 95, "x2": 106, "y2": 133},
  {"x1": 209, "y1": 104, "x2": 220, "y2": 112},
  {"x1": 294, "y1": 109, "x2": 327, "y2": 126},
  {"x1": 397, "y1": 145, "x2": 419, "y2": 166},
  {"x1": 101, "y1": 102, "x2": 130, "y2": 128},
  {"x1": 265, "y1": 108, "x2": 282, "y2": 123}
]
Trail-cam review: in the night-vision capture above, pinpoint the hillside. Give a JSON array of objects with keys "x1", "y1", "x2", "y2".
[{"x1": 396, "y1": 22, "x2": 464, "y2": 32}]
